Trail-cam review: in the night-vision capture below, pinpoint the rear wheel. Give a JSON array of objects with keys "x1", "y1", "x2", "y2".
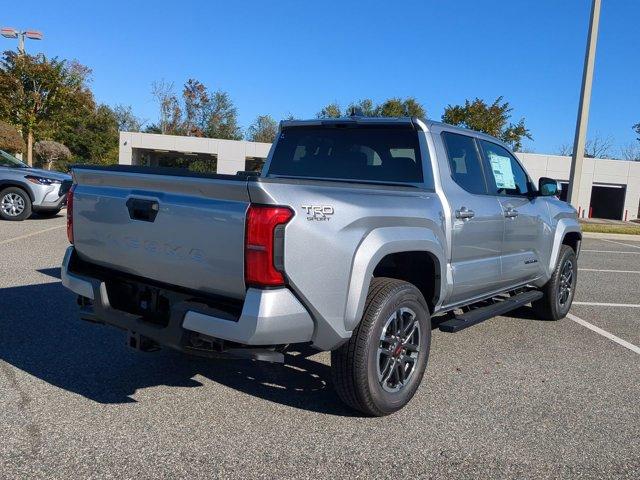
[
  {"x1": 331, "y1": 278, "x2": 431, "y2": 417},
  {"x1": 532, "y1": 245, "x2": 577, "y2": 320},
  {"x1": 0, "y1": 187, "x2": 32, "y2": 221}
]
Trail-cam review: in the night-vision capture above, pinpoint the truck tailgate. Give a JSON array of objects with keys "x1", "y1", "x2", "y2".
[{"x1": 71, "y1": 167, "x2": 249, "y2": 300}]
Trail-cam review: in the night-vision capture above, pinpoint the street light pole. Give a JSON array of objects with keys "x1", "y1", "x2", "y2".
[
  {"x1": 17, "y1": 31, "x2": 25, "y2": 54},
  {"x1": 1, "y1": 27, "x2": 43, "y2": 55},
  {"x1": 567, "y1": 0, "x2": 602, "y2": 210}
]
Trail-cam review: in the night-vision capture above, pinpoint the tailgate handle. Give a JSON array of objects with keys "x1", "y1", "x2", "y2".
[{"x1": 126, "y1": 198, "x2": 159, "y2": 222}]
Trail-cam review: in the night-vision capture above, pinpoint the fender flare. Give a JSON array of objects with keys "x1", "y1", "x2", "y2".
[
  {"x1": 344, "y1": 226, "x2": 446, "y2": 331},
  {"x1": 548, "y1": 217, "x2": 582, "y2": 274},
  {"x1": 0, "y1": 180, "x2": 35, "y2": 202}
]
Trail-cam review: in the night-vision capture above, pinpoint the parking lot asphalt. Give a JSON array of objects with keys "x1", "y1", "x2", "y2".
[{"x1": 1, "y1": 215, "x2": 639, "y2": 479}]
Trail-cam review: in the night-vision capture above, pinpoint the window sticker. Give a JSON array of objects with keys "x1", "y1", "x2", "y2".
[{"x1": 488, "y1": 152, "x2": 516, "y2": 190}]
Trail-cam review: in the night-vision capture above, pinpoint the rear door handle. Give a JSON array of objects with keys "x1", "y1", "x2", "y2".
[
  {"x1": 455, "y1": 207, "x2": 475, "y2": 220},
  {"x1": 504, "y1": 208, "x2": 519, "y2": 219}
]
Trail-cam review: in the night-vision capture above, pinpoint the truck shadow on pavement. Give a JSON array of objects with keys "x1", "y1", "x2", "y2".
[{"x1": 0, "y1": 271, "x2": 354, "y2": 416}]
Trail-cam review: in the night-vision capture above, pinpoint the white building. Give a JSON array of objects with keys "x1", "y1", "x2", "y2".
[
  {"x1": 119, "y1": 131, "x2": 271, "y2": 174},
  {"x1": 517, "y1": 152, "x2": 639, "y2": 221},
  {"x1": 119, "y1": 131, "x2": 640, "y2": 221}
]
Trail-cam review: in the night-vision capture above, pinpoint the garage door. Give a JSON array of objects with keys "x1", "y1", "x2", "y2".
[{"x1": 589, "y1": 184, "x2": 627, "y2": 220}]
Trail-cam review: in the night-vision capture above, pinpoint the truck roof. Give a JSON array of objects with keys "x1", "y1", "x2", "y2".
[{"x1": 280, "y1": 117, "x2": 512, "y2": 150}]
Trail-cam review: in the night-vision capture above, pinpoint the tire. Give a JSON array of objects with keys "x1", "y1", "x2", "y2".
[
  {"x1": 532, "y1": 245, "x2": 577, "y2": 320},
  {"x1": 0, "y1": 187, "x2": 32, "y2": 221},
  {"x1": 331, "y1": 277, "x2": 431, "y2": 417}
]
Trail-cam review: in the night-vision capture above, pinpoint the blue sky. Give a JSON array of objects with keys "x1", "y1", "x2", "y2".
[{"x1": 3, "y1": 0, "x2": 639, "y2": 154}]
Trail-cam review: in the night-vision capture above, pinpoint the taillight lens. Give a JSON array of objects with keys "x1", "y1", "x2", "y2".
[
  {"x1": 245, "y1": 205, "x2": 293, "y2": 287},
  {"x1": 66, "y1": 184, "x2": 76, "y2": 244}
]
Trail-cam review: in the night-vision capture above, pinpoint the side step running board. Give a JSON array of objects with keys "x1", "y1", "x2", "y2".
[{"x1": 439, "y1": 290, "x2": 543, "y2": 333}]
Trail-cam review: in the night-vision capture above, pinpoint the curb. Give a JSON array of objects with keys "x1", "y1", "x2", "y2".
[{"x1": 582, "y1": 232, "x2": 640, "y2": 241}]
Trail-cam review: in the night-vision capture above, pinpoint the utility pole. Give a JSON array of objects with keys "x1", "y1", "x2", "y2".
[
  {"x1": 567, "y1": 0, "x2": 601, "y2": 210},
  {"x1": 1, "y1": 27, "x2": 43, "y2": 166}
]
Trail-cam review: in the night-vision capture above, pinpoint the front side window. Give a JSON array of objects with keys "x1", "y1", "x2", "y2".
[
  {"x1": 479, "y1": 140, "x2": 532, "y2": 197},
  {"x1": 268, "y1": 125, "x2": 426, "y2": 185},
  {"x1": 442, "y1": 132, "x2": 487, "y2": 195}
]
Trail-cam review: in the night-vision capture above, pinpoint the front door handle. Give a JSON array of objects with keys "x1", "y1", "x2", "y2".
[
  {"x1": 455, "y1": 206, "x2": 475, "y2": 220},
  {"x1": 504, "y1": 207, "x2": 519, "y2": 219}
]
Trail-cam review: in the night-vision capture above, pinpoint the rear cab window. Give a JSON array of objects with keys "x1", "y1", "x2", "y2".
[
  {"x1": 441, "y1": 131, "x2": 488, "y2": 195},
  {"x1": 266, "y1": 124, "x2": 432, "y2": 187}
]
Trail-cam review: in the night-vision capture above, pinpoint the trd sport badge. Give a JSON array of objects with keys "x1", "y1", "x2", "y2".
[{"x1": 301, "y1": 205, "x2": 334, "y2": 221}]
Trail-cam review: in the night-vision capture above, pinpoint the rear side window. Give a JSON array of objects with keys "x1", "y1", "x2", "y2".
[
  {"x1": 268, "y1": 125, "x2": 425, "y2": 185},
  {"x1": 442, "y1": 132, "x2": 487, "y2": 195}
]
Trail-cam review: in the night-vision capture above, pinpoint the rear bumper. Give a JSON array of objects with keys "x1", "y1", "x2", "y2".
[{"x1": 61, "y1": 247, "x2": 315, "y2": 352}]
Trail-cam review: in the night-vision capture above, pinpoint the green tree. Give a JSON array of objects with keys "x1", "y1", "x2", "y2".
[
  {"x1": 113, "y1": 104, "x2": 143, "y2": 132},
  {"x1": 0, "y1": 120, "x2": 25, "y2": 153},
  {"x1": 634, "y1": 122, "x2": 640, "y2": 142},
  {"x1": 0, "y1": 51, "x2": 91, "y2": 165},
  {"x1": 143, "y1": 123, "x2": 162, "y2": 134},
  {"x1": 442, "y1": 96, "x2": 531, "y2": 151},
  {"x1": 317, "y1": 97, "x2": 426, "y2": 119},
  {"x1": 246, "y1": 115, "x2": 278, "y2": 143},
  {"x1": 317, "y1": 102, "x2": 342, "y2": 118},
  {"x1": 376, "y1": 97, "x2": 426, "y2": 118},
  {"x1": 54, "y1": 104, "x2": 119, "y2": 169},
  {"x1": 347, "y1": 99, "x2": 376, "y2": 116},
  {"x1": 204, "y1": 91, "x2": 243, "y2": 140}
]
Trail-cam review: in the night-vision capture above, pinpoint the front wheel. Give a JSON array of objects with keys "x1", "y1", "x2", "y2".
[
  {"x1": 532, "y1": 245, "x2": 578, "y2": 320},
  {"x1": 331, "y1": 278, "x2": 431, "y2": 417},
  {"x1": 0, "y1": 187, "x2": 32, "y2": 221}
]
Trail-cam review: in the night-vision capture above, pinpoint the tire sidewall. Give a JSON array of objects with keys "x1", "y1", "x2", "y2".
[
  {"x1": 551, "y1": 247, "x2": 577, "y2": 318},
  {"x1": 364, "y1": 286, "x2": 431, "y2": 414},
  {"x1": 0, "y1": 187, "x2": 32, "y2": 221}
]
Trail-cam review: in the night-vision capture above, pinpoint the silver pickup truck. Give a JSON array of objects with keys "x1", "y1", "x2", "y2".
[{"x1": 61, "y1": 117, "x2": 581, "y2": 416}]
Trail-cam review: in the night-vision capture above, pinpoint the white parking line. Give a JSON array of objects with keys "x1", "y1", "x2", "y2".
[
  {"x1": 573, "y1": 301, "x2": 640, "y2": 308},
  {"x1": 567, "y1": 313, "x2": 640, "y2": 355},
  {"x1": 582, "y1": 249, "x2": 640, "y2": 255},
  {"x1": 580, "y1": 268, "x2": 640, "y2": 274},
  {"x1": 0, "y1": 225, "x2": 65, "y2": 246},
  {"x1": 600, "y1": 238, "x2": 640, "y2": 250}
]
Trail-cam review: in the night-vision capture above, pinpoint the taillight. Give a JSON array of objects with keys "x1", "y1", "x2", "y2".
[
  {"x1": 245, "y1": 205, "x2": 293, "y2": 287},
  {"x1": 66, "y1": 184, "x2": 76, "y2": 244}
]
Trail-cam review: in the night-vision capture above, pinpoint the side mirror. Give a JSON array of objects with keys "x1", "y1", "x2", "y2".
[{"x1": 538, "y1": 177, "x2": 561, "y2": 197}]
